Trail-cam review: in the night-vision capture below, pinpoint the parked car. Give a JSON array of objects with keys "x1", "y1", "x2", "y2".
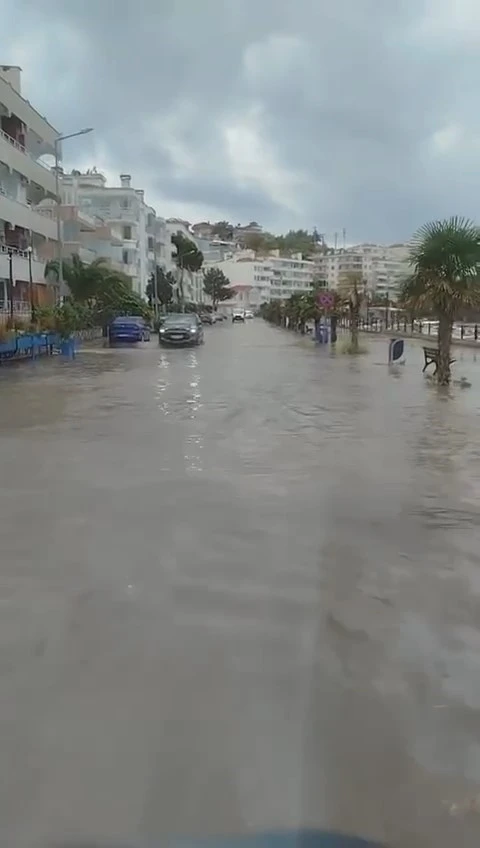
[
  {"x1": 159, "y1": 313, "x2": 204, "y2": 346},
  {"x1": 109, "y1": 316, "x2": 151, "y2": 344},
  {"x1": 200, "y1": 312, "x2": 214, "y2": 325},
  {"x1": 232, "y1": 310, "x2": 245, "y2": 323},
  {"x1": 244, "y1": 310, "x2": 254, "y2": 319}
]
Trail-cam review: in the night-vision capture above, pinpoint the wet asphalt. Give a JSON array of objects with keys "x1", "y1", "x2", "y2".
[{"x1": 1, "y1": 320, "x2": 480, "y2": 847}]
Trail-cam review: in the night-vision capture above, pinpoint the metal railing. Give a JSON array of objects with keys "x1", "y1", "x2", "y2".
[
  {"x1": 0, "y1": 184, "x2": 56, "y2": 224},
  {"x1": 0, "y1": 127, "x2": 52, "y2": 173},
  {"x1": 340, "y1": 316, "x2": 480, "y2": 343},
  {"x1": 0, "y1": 243, "x2": 42, "y2": 262},
  {"x1": 0, "y1": 303, "x2": 32, "y2": 320}
]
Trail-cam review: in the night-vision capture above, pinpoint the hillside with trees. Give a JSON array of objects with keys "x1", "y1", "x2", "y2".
[{"x1": 206, "y1": 221, "x2": 324, "y2": 258}]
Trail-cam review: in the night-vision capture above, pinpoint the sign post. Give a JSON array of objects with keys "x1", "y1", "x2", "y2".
[{"x1": 315, "y1": 291, "x2": 335, "y2": 344}]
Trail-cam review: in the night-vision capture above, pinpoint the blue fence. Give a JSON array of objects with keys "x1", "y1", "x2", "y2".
[{"x1": 0, "y1": 332, "x2": 72, "y2": 363}]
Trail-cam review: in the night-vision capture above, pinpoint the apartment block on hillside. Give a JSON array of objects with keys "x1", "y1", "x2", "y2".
[
  {"x1": 210, "y1": 253, "x2": 315, "y2": 308},
  {"x1": 314, "y1": 243, "x2": 410, "y2": 298}
]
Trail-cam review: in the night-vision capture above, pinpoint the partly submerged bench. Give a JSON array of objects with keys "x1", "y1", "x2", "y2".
[{"x1": 422, "y1": 346, "x2": 456, "y2": 375}]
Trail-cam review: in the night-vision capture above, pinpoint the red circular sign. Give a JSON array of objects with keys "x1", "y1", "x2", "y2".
[{"x1": 316, "y1": 291, "x2": 335, "y2": 309}]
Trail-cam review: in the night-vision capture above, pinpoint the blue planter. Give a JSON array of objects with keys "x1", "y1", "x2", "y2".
[
  {"x1": 0, "y1": 337, "x2": 16, "y2": 354},
  {"x1": 0, "y1": 331, "x2": 75, "y2": 362},
  {"x1": 16, "y1": 335, "x2": 33, "y2": 352}
]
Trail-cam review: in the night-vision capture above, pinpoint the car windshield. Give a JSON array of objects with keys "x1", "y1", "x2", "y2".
[{"x1": 164, "y1": 314, "x2": 196, "y2": 325}]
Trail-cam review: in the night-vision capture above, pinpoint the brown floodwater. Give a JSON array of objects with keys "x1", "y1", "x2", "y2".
[{"x1": 1, "y1": 322, "x2": 480, "y2": 847}]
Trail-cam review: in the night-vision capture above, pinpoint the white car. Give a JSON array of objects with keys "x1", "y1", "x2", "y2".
[
  {"x1": 232, "y1": 310, "x2": 245, "y2": 323},
  {"x1": 244, "y1": 310, "x2": 254, "y2": 319}
]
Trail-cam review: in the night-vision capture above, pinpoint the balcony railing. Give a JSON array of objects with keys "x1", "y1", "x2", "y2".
[
  {"x1": 0, "y1": 187, "x2": 57, "y2": 239},
  {"x1": 0, "y1": 127, "x2": 52, "y2": 174},
  {"x1": 0, "y1": 243, "x2": 41, "y2": 262}
]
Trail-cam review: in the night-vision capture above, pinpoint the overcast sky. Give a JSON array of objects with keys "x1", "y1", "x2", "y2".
[{"x1": 2, "y1": 0, "x2": 479, "y2": 243}]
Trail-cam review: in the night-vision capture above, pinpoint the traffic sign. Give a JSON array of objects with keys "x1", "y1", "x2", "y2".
[{"x1": 316, "y1": 291, "x2": 335, "y2": 310}]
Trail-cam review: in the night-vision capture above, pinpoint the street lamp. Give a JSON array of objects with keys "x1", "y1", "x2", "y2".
[
  {"x1": 7, "y1": 248, "x2": 14, "y2": 324},
  {"x1": 153, "y1": 267, "x2": 159, "y2": 322},
  {"x1": 26, "y1": 245, "x2": 35, "y2": 324},
  {"x1": 176, "y1": 247, "x2": 198, "y2": 312},
  {"x1": 54, "y1": 127, "x2": 94, "y2": 302}
]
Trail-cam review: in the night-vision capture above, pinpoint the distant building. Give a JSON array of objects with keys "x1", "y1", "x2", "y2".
[
  {"x1": 314, "y1": 243, "x2": 410, "y2": 298},
  {"x1": 191, "y1": 221, "x2": 215, "y2": 239},
  {"x1": 207, "y1": 253, "x2": 315, "y2": 309}
]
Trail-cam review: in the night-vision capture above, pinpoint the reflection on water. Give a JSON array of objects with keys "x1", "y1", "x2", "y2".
[{"x1": 2, "y1": 329, "x2": 480, "y2": 847}]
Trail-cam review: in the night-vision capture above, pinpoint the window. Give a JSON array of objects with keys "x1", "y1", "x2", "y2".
[
  {"x1": 122, "y1": 249, "x2": 129, "y2": 264},
  {"x1": 123, "y1": 225, "x2": 132, "y2": 239},
  {"x1": 148, "y1": 236, "x2": 154, "y2": 250},
  {"x1": 120, "y1": 198, "x2": 129, "y2": 209}
]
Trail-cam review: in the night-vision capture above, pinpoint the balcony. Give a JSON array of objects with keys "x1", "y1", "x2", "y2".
[
  {"x1": 0, "y1": 128, "x2": 56, "y2": 194},
  {"x1": 0, "y1": 72, "x2": 58, "y2": 148},
  {"x1": 0, "y1": 244, "x2": 46, "y2": 284},
  {"x1": 0, "y1": 189, "x2": 57, "y2": 240},
  {"x1": 120, "y1": 263, "x2": 138, "y2": 278},
  {"x1": 63, "y1": 242, "x2": 98, "y2": 264},
  {"x1": 102, "y1": 207, "x2": 138, "y2": 223}
]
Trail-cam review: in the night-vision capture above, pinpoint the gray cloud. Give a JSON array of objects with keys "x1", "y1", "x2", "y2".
[{"x1": 2, "y1": 0, "x2": 479, "y2": 242}]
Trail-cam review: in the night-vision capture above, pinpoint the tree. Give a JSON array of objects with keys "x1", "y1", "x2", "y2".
[
  {"x1": 400, "y1": 216, "x2": 480, "y2": 384},
  {"x1": 202, "y1": 267, "x2": 232, "y2": 309},
  {"x1": 171, "y1": 233, "x2": 204, "y2": 308},
  {"x1": 275, "y1": 229, "x2": 317, "y2": 258},
  {"x1": 146, "y1": 267, "x2": 175, "y2": 308},
  {"x1": 44, "y1": 255, "x2": 110, "y2": 304},
  {"x1": 211, "y1": 221, "x2": 234, "y2": 240},
  {"x1": 241, "y1": 231, "x2": 276, "y2": 254},
  {"x1": 338, "y1": 271, "x2": 365, "y2": 353},
  {"x1": 45, "y1": 253, "x2": 151, "y2": 329}
]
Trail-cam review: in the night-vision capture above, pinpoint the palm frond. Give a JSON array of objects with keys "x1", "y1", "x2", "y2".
[{"x1": 404, "y1": 217, "x2": 480, "y2": 317}]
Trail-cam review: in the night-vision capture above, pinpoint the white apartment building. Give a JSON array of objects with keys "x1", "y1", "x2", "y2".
[
  {"x1": 314, "y1": 243, "x2": 410, "y2": 299},
  {"x1": 211, "y1": 253, "x2": 315, "y2": 308},
  {"x1": 154, "y1": 215, "x2": 173, "y2": 272},
  {"x1": 59, "y1": 170, "x2": 153, "y2": 298},
  {"x1": 0, "y1": 64, "x2": 59, "y2": 309}
]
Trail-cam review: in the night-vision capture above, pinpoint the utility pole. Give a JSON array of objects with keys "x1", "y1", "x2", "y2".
[
  {"x1": 54, "y1": 127, "x2": 94, "y2": 304},
  {"x1": 342, "y1": 228, "x2": 346, "y2": 251},
  {"x1": 7, "y1": 248, "x2": 14, "y2": 324},
  {"x1": 27, "y1": 243, "x2": 35, "y2": 323},
  {"x1": 153, "y1": 267, "x2": 159, "y2": 322}
]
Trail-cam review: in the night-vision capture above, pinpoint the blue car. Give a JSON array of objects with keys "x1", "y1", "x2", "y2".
[{"x1": 109, "y1": 316, "x2": 151, "y2": 345}]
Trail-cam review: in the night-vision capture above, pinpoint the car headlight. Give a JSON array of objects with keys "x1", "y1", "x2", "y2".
[
  {"x1": 189, "y1": 326, "x2": 197, "y2": 333},
  {"x1": 159, "y1": 327, "x2": 165, "y2": 333}
]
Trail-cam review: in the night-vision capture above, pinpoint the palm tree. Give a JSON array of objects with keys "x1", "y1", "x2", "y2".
[
  {"x1": 337, "y1": 271, "x2": 365, "y2": 353},
  {"x1": 45, "y1": 255, "x2": 110, "y2": 305},
  {"x1": 171, "y1": 233, "x2": 203, "y2": 309},
  {"x1": 400, "y1": 217, "x2": 480, "y2": 384}
]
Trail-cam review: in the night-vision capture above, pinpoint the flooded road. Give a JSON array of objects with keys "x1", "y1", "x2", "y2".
[{"x1": 2, "y1": 320, "x2": 480, "y2": 847}]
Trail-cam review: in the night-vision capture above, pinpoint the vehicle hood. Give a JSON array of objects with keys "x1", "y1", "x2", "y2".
[{"x1": 63, "y1": 830, "x2": 385, "y2": 847}]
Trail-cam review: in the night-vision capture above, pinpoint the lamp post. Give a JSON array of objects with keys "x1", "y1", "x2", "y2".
[
  {"x1": 153, "y1": 266, "x2": 159, "y2": 322},
  {"x1": 7, "y1": 248, "x2": 14, "y2": 324},
  {"x1": 27, "y1": 245, "x2": 35, "y2": 324},
  {"x1": 54, "y1": 127, "x2": 94, "y2": 303},
  {"x1": 176, "y1": 247, "x2": 197, "y2": 312}
]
